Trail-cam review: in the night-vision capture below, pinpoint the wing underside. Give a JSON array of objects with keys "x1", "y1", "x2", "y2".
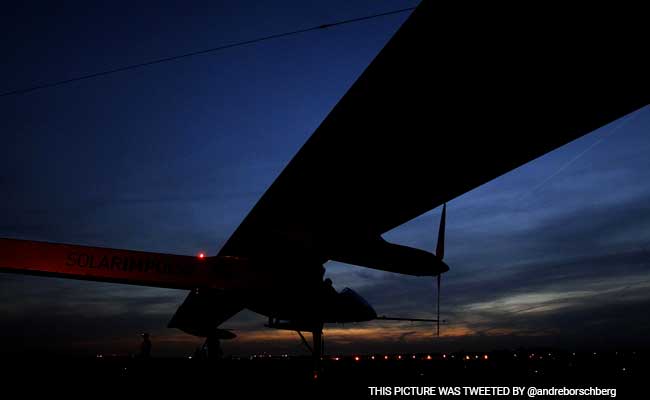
[{"x1": 218, "y1": 2, "x2": 649, "y2": 267}]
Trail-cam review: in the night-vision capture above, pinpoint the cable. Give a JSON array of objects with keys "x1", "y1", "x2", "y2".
[{"x1": 1, "y1": 7, "x2": 416, "y2": 98}]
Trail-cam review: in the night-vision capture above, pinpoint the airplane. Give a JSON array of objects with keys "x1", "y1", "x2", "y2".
[{"x1": 0, "y1": 1, "x2": 648, "y2": 375}]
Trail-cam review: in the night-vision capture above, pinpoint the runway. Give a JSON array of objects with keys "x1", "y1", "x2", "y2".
[{"x1": 1, "y1": 349, "x2": 645, "y2": 398}]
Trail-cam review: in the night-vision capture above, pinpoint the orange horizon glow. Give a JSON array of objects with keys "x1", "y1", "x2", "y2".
[{"x1": 79, "y1": 318, "x2": 544, "y2": 358}]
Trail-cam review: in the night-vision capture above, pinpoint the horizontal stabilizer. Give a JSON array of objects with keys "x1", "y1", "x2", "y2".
[{"x1": 168, "y1": 288, "x2": 243, "y2": 337}]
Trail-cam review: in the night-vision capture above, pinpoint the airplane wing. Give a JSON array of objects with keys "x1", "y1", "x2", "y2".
[
  {"x1": 0, "y1": 238, "x2": 250, "y2": 290},
  {"x1": 217, "y1": 2, "x2": 649, "y2": 268}
]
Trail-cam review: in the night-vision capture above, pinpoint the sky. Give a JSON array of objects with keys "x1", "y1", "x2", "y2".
[{"x1": 1, "y1": 1, "x2": 650, "y2": 357}]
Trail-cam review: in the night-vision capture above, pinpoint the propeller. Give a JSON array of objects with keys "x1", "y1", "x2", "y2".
[{"x1": 434, "y1": 203, "x2": 446, "y2": 336}]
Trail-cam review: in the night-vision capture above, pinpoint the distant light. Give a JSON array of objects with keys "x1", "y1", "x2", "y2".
[
  {"x1": 354, "y1": 356, "x2": 360, "y2": 362},
  {"x1": 483, "y1": 354, "x2": 488, "y2": 360},
  {"x1": 371, "y1": 356, "x2": 375, "y2": 360},
  {"x1": 198, "y1": 252, "x2": 205, "y2": 259},
  {"x1": 333, "y1": 357, "x2": 340, "y2": 361},
  {"x1": 465, "y1": 355, "x2": 470, "y2": 360},
  {"x1": 397, "y1": 355, "x2": 402, "y2": 360},
  {"x1": 443, "y1": 354, "x2": 447, "y2": 359},
  {"x1": 412, "y1": 355, "x2": 416, "y2": 359},
  {"x1": 384, "y1": 355, "x2": 389, "y2": 360},
  {"x1": 426, "y1": 355, "x2": 432, "y2": 360}
]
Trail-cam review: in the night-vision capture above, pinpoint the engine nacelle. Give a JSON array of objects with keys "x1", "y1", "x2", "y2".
[{"x1": 330, "y1": 236, "x2": 448, "y2": 276}]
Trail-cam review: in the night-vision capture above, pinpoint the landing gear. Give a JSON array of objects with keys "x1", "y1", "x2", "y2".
[
  {"x1": 295, "y1": 324, "x2": 324, "y2": 379},
  {"x1": 264, "y1": 267, "x2": 329, "y2": 379},
  {"x1": 312, "y1": 327, "x2": 323, "y2": 379}
]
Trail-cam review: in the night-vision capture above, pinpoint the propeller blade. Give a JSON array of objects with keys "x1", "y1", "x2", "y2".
[
  {"x1": 434, "y1": 204, "x2": 446, "y2": 336},
  {"x1": 437, "y1": 274, "x2": 441, "y2": 336},
  {"x1": 436, "y1": 204, "x2": 446, "y2": 260}
]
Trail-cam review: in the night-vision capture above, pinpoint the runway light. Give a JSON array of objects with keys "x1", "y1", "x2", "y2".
[
  {"x1": 426, "y1": 355, "x2": 432, "y2": 360},
  {"x1": 371, "y1": 356, "x2": 375, "y2": 360},
  {"x1": 443, "y1": 354, "x2": 447, "y2": 359},
  {"x1": 354, "y1": 356, "x2": 360, "y2": 362},
  {"x1": 384, "y1": 355, "x2": 389, "y2": 360},
  {"x1": 465, "y1": 355, "x2": 470, "y2": 360},
  {"x1": 483, "y1": 354, "x2": 488, "y2": 360},
  {"x1": 412, "y1": 355, "x2": 416, "y2": 359},
  {"x1": 397, "y1": 355, "x2": 402, "y2": 360}
]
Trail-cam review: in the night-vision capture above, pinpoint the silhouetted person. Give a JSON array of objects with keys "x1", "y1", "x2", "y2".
[
  {"x1": 139, "y1": 333, "x2": 152, "y2": 358},
  {"x1": 192, "y1": 345, "x2": 207, "y2": 360},
  {"x1": 205, "y1": 333, "x2": 223, "y2": 361}
]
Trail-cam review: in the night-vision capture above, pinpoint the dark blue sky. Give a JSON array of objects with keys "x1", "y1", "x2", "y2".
[{"x1": 2, "y1": 1, "x2": 650, "y2": 357}]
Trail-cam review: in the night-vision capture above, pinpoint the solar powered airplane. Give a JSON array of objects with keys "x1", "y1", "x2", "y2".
[{"x1": 0, "y1": 2, "x2": 648, "y2": 367}]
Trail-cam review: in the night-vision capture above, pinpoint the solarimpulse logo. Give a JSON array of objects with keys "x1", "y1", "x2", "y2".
[{"x1": 66, "y1": 253, "x2": 195, "y2": 275}]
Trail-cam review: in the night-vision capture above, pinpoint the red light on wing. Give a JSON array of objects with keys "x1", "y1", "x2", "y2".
[{"x1": 198, "y1": 252, "x2": 205, "y2": 259}]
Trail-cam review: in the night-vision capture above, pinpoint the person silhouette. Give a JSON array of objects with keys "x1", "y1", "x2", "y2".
[
  {"x1": 139, "y1": 333, "x2": 152, "y2": 358},
  {"x1": 205, "y1": 334, "x2": 223, "y2": 361}
]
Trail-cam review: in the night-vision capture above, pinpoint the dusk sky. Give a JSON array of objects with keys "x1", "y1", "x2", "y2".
[{"x1": 2, "y1": 1, "x2": 650, "y2": 357}]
